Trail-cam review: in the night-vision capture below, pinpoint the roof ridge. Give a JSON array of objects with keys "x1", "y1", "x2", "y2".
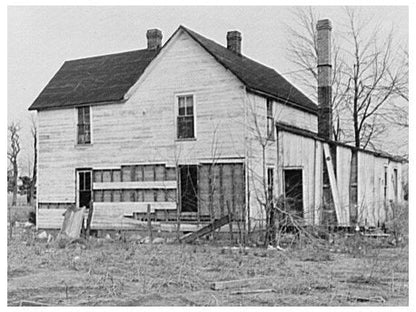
[{"x1": 180, "y1": 26, "x2": 317, "y2": 112}]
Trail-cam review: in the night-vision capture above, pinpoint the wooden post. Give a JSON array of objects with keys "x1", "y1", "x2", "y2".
[
  {"x1": 147, "y1": 204, "x2": 153, "y2": 243},
  {"x1": 226, "y1": 201, "x2": 234, "y2": 243}
]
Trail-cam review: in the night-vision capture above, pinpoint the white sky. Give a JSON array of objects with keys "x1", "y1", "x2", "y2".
[{"x1": 7, "y1": 5, "x2": 409, "y2": 175}]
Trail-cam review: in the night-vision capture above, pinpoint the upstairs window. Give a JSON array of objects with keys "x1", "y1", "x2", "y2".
[
  {"x1": 177, "y1": 95, "x2": 195, "y2": 139},
  {"x1": 266, "y1": 99, "x2": 274, "y2": 140},
  {"x1": 77, "y1": 106, "x2": 91, "y2": 144}
]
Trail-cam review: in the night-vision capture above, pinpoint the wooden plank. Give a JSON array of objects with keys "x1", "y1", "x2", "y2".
[
  {"x1": 323, "y1": 143, "x2": 344, "y2": 225},
  {"x1": 93, "y1": 181, "x2": 176, "y2": 190},
  {"x1": 179, "y1": 215, "x2": 231, "y2": 243},
  {"x1": 230, "y1": 289, "x2": 276, "y2": 295},
  {"x1": 93, "y1": 202, "x2": 176, "y2": 212},
  {"x1": 210, "y1": 277, "x2": 270, "y2": 290},
  {"x1": 179, "y1": 214, "x2": 232, "y2": 243}
]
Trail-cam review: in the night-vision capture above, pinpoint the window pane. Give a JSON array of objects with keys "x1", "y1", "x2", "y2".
[
  {"x1": 93, "y1": 170, "x2": 102, "y2": 183},
  {"x1": 186, "y1": 105, "x2": 193, "y2": 115},
  {"x1": 178, "y1": 97, "x2": 185, "y2": 116},
  {"x1": 79, "y1": 172, "x2": 85, "y2": 190},
  {"x1": 267, "y1": 100, "x2": 273, "y2": 117},
  {"x1": 103, "y1": 190, "x2": 112, "y2": 202},
  {"x1": 177, "y1": 116, "x2": 194, "y2": 139},
  {"x1": 186, "y1": 95, "x2": 193, "y2": 107},
  {"x1": 103, "y1": 170, "x2": 112, "y2": 183},
  {"x1": 85, "y1": 172, "x2": 91, "y2": 190},
  {"x1": 113, "y1": 190, "x2": 121, "y2": 202},
  {"x1": 112, "y1": 170, "x2": 121, "y2": 182}
]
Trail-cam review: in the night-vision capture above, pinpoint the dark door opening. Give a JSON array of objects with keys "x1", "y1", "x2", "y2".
[
  {"x1": 78, "y1": 170, "x2": 92, "y2": 208},
  {"x1": 283, "y1": 169, "x2": 303, "y2": 219},
  {"x1": 179, "y1": 165, "x2": 198, "y2": 213}
]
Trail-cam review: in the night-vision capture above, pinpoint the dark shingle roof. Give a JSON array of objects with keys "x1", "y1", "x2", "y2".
[
  {"x1": 180, "y1": 26, "x2": 317, "y2": 113},
  {"x1": 29, "y1": 26, "x2": 317, "y2": 113},
  {"x1": 29, "y1": 49, "x2": 158, "y2": 110}
]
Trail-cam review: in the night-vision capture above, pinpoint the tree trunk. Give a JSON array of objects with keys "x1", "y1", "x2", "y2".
[{"x1": 12, "y1": 163, "x2": 18, "y2": 206}]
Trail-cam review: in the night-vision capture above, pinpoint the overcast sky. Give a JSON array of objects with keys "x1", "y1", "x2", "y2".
[{"x1": 7, "y1": 6, "x2": 409, "y2": 174}]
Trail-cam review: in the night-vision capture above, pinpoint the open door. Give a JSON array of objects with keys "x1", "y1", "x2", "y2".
[
  {"x1": 179, "y1": 165, "x2": 198, "y2": 213},
  {"x1": 283, "y1": 169, "x2": 304, "y2": 219},
  {"x1": 77, "y1": 169, "x2": 92, "y2": 209}
]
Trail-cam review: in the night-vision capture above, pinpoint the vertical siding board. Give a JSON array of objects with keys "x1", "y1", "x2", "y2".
[{"x1": 336, "y1": 146, "x2": 352, "y2": 226}]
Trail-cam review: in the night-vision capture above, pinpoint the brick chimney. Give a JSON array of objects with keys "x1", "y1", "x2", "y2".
[
  {"x1": 316, "y1": 19, "x2": 332, "y2": 140},
  {"x1": 146, "y1": 29, "x2": 162, "y2": 50},
  {"x1": 226, "y1": 31, "x2": 242, "y2": 55}
]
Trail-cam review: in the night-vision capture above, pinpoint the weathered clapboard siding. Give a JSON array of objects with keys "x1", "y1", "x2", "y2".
[
  {"x1": 37, "y1": 29, "x2": 246, "y2": 215},
  {"x1": 38, "y1": 208, "x2": 65, "y2": 229}
]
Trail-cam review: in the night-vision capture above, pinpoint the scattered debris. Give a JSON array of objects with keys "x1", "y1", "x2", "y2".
[
  {"x1": 47, "y1": 233, "x2": 54, "y2": 243},
  {"x1": 128, "y1": 234, "x2": 143, "y2": 242},
  {"x1": 267, "y1": 245, "x2": 285, "y2": 251},
  {"x1": 19, "y1": 300, "x2": 50, "y2": 307},
  {"x1": 336, "y1": 294, "x2": 386, "y2": 303},
  {"x1": 152, "y1": 237, "x2": 165, "y2": 244},
  {"x1": 24, "y1": 221, "x2": 34, "y2": 228},
  {"x1": 37, "y1": 231, "x2": 48, "y2": 240},
  {"x1": 141, "y1": 236, "x2": 151, "y2": 244},
  {"x1": 211, "y1": 277, "x2": 270, "y2": 291},
  {"x1": 230, "y1": 288, "x2": 276, "y2": 295}
]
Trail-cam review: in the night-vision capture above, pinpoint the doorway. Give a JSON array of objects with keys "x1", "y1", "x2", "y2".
[
  {"x1": 283, "y1": 169, "x2": 303, "y2": 219},
  {"x1": 179, "y1": 165, "x2": 198, "y2": 213},
  {"x1": 77, "y1": 169, "x2": 92, "y2": 208}
]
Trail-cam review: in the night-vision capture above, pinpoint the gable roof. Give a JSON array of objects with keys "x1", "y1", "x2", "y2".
[
  {"x1": 29, "y1": 49, "x2": 159, "y2": 110},
  {"x1": 180, "y1": 26, "x2": 317, "y2": 113},
  {"x1": 29, "y1": 26, "x2": 317, "y2": 113}
]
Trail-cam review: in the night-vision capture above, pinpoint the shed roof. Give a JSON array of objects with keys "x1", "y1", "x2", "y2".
[{"x1": 29, "y1": 26, "x2": 317, "y2": 113}]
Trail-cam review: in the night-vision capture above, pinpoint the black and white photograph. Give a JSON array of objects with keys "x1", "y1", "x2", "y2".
[{"x1": 6, "y1": 4, "x2": 410, "y2": 307}]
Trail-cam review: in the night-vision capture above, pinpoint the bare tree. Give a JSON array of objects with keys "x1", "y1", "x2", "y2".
[
  {"x1": 30, "y1": 114, "x2": 37, "y2": 206},
  {"x1": 8, "y1": 122, "x2": 21, "y2": 241},
  {"x1": 8, "y1": 122, "x2": 21, "y2": 206},
  {"x1": 285, "y1": 7, "x2": 347, "y2": 141},
  {"x1": 285, "y1": 7, "x2": 408, "y2": 149}
]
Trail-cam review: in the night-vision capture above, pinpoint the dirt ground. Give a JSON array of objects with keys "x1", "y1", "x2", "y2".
[{"x1": 7, "y1": 224, "x2": 408, "y2": 307}]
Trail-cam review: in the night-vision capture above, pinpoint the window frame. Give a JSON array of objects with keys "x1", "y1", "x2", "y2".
[
  {"x1": 175, "y1": 93, "x2": 197, "y2": 140},
  {"x1": 76, "y1": 106, "x2": 92, "y2": 145}
]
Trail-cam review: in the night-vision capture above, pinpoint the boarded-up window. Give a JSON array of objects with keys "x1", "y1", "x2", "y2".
[
  {"x1": 93, "y1": 171, "x2": 102, "y2": 183},
  {"x1": 155, "y1": 165, "x2": 165, "y2": 181},
  {"x1": 198, "y1": 163, "x2": 245, "y2": 219},
  {"x1": 112, "y1": 190, "x2": 121, "y2": 202},
  {"x1": 166, "y1": 167, "x2": 176, "y2": 180},
  {"x1": 135, "y1": 166, "x2": 144, "y2": 181},
  {"x1": 166, "y1": 189, "x2": 177, "y2": 202},
  {"x1": 156, "y1": 189, "x2": 165, "y2": 202},
  {"x1": 137, "y1": 190, "x2": 144, "y2": 202},
  {"x1": 144, "y1": 190, "x2": 154, "y2": 202},
  {"x1": 112, "y1": 170, "x2": 121, "y2": 182},
  {"x1": 103, "y1": 170, "x2": 112, "y2": 183},
  {"x1": 121, "y1": 166, "x2": 132, "y2": 182},
  {"x1": 143, "y1": 166, "x2": 154, "y2": 181},
  {"x1": 94, "y1": 190, "x2": 103, "y2": 202},
  {"x1": 103, "y1": 190, "x2": 112, "y2": 202}
]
